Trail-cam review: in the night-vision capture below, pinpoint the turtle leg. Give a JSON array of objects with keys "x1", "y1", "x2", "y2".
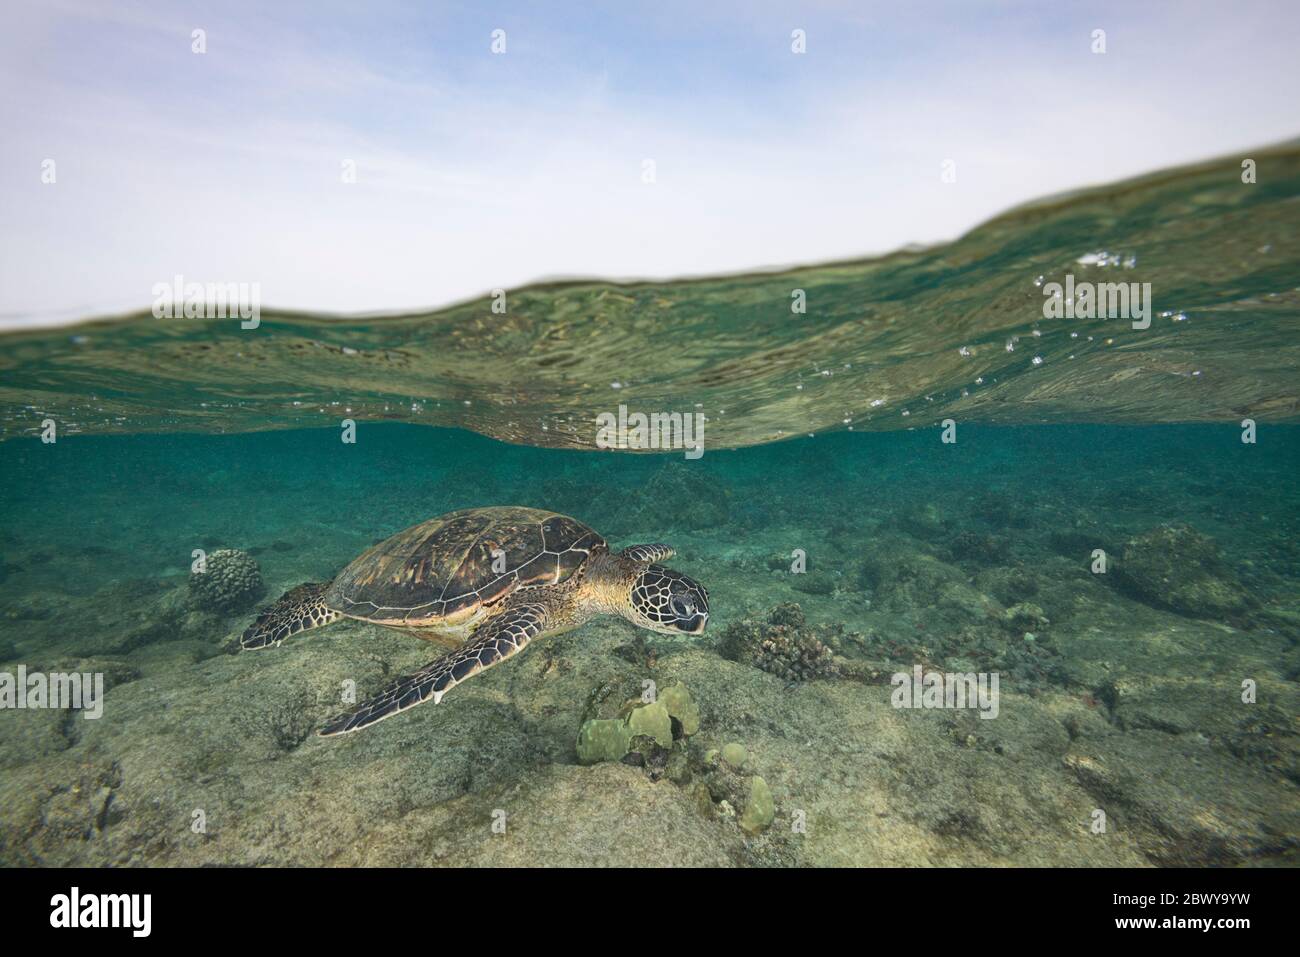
[
  {"x1": 319, "y1": 602, "x2": 547, "y2": 736},
  {"x1": 620, "y1": 544, "x2": 676, "y2": 563},
  {"x1": 240, "y1": 582, "x2": 341, "y2": 650}
]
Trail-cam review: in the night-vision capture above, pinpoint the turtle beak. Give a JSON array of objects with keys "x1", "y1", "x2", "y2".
[{"x1": 684, "y1": 612, "x2": 708, "y2": 635}]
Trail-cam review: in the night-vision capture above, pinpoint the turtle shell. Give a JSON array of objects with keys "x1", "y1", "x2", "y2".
[{"x1": 325, "y1": 507, "x2": 605, "y2": 627}]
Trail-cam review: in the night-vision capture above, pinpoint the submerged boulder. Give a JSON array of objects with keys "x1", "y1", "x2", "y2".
[
  {"x1": 641, "y1": 463, "x2": 730, "y2": 530},
  {"x1": 1113, "y1": 523, "x2": 1250, "y2": 619}
]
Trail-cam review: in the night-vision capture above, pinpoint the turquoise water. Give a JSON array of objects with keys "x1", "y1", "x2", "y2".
[
  {"x1": 1, "y1": 147, "x2": 1298, "y2": 866},
  {"x1": 2, "y1": 424, "x2": 1297, "y2": 602},
  {"x1": 1, "y1": 424, "x2": 1296, "y2": 865}
]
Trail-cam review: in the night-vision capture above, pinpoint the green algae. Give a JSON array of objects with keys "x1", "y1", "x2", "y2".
[
  {"x1": 721, "y1": 742, "x2": 748, "y2": 769},
  {"x1": 626, "y1": 700, "x2": 673, "y2": 748},
  {"x1": 576, "y1": 684, "x2": 699, "y2": 765},
  {"x1": 658, "y1": 682, "x2": 700, "y2": 735},
  {"x1": 739, "y1": 776, "x2": 775, "y2": 835}
]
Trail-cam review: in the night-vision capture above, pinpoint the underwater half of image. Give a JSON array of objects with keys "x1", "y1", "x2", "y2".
[{"x1": 0, "y1": 422, "x2": 1296, "y2": 866}]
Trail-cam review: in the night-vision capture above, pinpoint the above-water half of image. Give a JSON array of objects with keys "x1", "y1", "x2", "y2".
[
  {"x1": 1, "y1": 143, "x2": 1297, "y2": 871},
  {"x1": 3, "y1": 142, "x2": 1299, "y2": 446}
]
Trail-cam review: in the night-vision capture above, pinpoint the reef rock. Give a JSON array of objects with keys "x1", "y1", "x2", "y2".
[
  {"x1": 1113, "y1": 524, "x2": 1250, "y2": 619},
  {"x1": 642, "y1": 463, "x2": 730, "y2": 530},
  {"x1": 717, "y1": 602, "x2": 842, "y2": 682}
]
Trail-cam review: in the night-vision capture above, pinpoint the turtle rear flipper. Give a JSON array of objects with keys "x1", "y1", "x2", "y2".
[
  {"x1": 319, "y1": 602, "x2": 547, "y2": 736},
  {"x1": 241, "y1": 582, "x2": 340, "y2": 650}
]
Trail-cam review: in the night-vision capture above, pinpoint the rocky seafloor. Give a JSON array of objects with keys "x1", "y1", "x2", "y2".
[{"x1": 0, "y1": 425, "x2": 1297, "y2": 866}]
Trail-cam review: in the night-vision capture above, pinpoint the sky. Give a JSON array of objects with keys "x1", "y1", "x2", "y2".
[{"x1": 2, "y1": 0, "x2": 1298, "y2": 327}]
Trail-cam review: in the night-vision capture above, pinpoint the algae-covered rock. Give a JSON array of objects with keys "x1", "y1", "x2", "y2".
[
  {"x1": 858, "y1": 546, "x2": 975, "y2": 616},
  {"x1": 664, "y1": 749, "x2": 692, "y2": 785},
  {"x1": 791, "y1": 570, "x2": 837, "y2": 596},
  {"x1": 898, "y1": 502, "x2": 948, "y2": 540},
  {"x1": 739, "y1": 775, "x2": 774, "y2": 835},
  {"x1": 628, "y1": 463, "x2": 730, "y2": 530},
  {"x1": 1003, "y1": 602, "x2": 1049, "y2": 631},
  {"x1": 948, "y1": 529, "x2": 1011, "y2": 563},
  {"x1": 1113, "y1": 523, "x2": 1250, "y2": 619}
]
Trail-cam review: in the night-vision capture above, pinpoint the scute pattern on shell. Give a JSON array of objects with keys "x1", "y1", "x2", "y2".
[{"x1": 324, "y1": 507, "x2": 604, "y2": 624}]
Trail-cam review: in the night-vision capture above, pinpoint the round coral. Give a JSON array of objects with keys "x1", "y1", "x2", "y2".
[{"x1": 189, "y1": 548, "x2": 265, "y2": 612}]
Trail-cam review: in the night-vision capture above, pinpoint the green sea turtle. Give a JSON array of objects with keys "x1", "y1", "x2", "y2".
[{"x1": 240, "y1": 506, "x2": 709, "y2": 736}]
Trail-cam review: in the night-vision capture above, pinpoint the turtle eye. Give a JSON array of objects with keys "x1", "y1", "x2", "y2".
[{"x1": 670, "y1": 596, "x2": 692, "y2": 618}]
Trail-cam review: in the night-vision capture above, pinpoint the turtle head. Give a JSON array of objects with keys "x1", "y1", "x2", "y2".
[{"x1": 628, "y1": 565, "x2": 709, "y2": 635}]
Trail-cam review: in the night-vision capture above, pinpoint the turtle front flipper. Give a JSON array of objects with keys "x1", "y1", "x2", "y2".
[
  {"x1": 620, "y1": 544, "x2": 675, "y2": 563},
  {"x1": 240, "y1": 582, "x2": 340, "y2": 650},
  {"x1": 319, "y1": 602, "x2": 548, "y2": 736}
]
